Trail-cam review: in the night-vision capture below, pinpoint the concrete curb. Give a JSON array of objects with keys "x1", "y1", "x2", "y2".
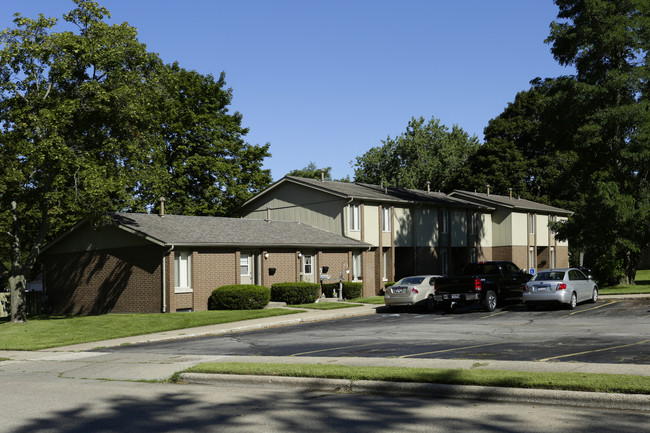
[{"x1": 179, "y1": 373, "x2": 650, "y2": 412}]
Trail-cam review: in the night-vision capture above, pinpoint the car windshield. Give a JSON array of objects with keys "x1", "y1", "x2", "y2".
[
  {"x1": 397, "y1": 277, "x2": 425, "y2": 285},
  {"x1": 533, "y1": 271, "x2": 565, "y2": 281}
]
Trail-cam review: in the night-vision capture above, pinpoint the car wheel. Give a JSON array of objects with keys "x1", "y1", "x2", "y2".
[
  {"x1": 426, "y1": 295, "x2": 436, "y2": 312},
  {"x1": 591, "y1": 287, "x2": 598, "y2": 303},
  {"x1": 444, "y1": 302, "x2": 455, "y2": 314},
  {"x1": 482, "y1": 291, "x2": 497, "y2": 312},
  {"x1": 568, "y1": 292, "x2": 577, "y2": 310}
]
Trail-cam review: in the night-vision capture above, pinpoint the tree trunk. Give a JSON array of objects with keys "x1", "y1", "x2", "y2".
[{"x1": 9, "y1": 273, "x2": 27, "y2": 323}]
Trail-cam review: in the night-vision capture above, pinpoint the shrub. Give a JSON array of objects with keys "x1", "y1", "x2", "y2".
[
  {"x1": 321, "y1": 281, "x2": 363, "y2": 299},
  {"x1": 208, "y1": 285, "x2": 270, "y2": 310},
  {"x1": 271, "y1": 282, "x2": 320, "y2": 304}
]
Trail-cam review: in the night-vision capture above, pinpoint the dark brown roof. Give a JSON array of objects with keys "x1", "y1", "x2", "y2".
[
  {"x1": 111, "y1": 213, "x2": 371, "y2": 248},
  {"x1": 242, "y1": 176, "x2": 493, "y2": 210},
  {"x1": 449, "y1": 190, "x2": 573, "y2": 216}
]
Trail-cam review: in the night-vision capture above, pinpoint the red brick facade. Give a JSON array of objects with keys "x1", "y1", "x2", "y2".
[{"x1": 43, "y1": 245, "x2": 377, "y2": 314}]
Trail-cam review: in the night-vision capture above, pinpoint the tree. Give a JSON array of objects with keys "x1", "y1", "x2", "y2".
[
  {"x1": 286, "y1": 162, "x2": 332, "y2": 181},
  {"x1": 146, "y1": 63, "x2": 271, "y2": 217},
  {"x1": 353, "y1": 116, "x2": 479, "y2": 191},
  {"x1": 545, "y1": 0, "x2": 650, "y2": 284},
  {"x1": 0, "y1": 1, "x2": 270, "y2": 322}
]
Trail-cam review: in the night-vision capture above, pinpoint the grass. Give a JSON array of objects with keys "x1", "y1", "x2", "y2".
[
  {"x1": 600, "y1": 269, "x2": 650, "y2": 295},
  {"x1": 0, "y1": 309, "x2": 303, "y2": 351},
  {"x1": 349, "y1": 296, "x2": 385, "y2": 304},
  {"x1": 183, "y1": 362, "x2": 650, "y2": 395}
]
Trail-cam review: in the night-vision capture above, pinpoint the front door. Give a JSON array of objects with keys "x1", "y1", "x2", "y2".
[
  {"x1": 301, "y1": 254, "x2": 315, "y2": 283},
  {"x1": 240, "y1": 253, "x2": 254, "y2": 285}
]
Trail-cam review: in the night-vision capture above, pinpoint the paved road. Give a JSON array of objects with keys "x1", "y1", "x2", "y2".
[
  {"x1": 3, "y1": 372, "x2": 650, "y2": 433},
  {"x1": 98, "y1": 299, "x2": 650, "y2": 364}
]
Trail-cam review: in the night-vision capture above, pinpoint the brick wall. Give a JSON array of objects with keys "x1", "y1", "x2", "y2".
[{"x1": 43, "y1": 245, "x2": 163, "y2": 315}]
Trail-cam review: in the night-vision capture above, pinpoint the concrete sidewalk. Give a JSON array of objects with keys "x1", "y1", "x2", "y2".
[{"x1": 1, "y1": 297, "x2": 649, "y2": 412}]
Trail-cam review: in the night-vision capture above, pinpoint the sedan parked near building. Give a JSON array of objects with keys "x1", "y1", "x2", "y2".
[
  {"x1": 523, "y1": 268, "x2": 598, "y2": 310},
  {"x1": 384, "y1": 275, "x2": 442, "y2": 311}
]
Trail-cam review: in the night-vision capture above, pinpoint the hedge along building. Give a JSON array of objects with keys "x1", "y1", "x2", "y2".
[{"x1": 39, "y1": 212, "x2": 371, "y2": 315}]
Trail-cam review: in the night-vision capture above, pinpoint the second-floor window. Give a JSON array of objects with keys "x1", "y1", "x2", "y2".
[
  {"x1": 529, "y1": 214, "x2": 535, "y2": 235},
  {"x1": 469, "y1": 212, "x2": 478, "y2": 234},
  {"x1": 350, "y1": 204, "x2": 360, "y2": 231},
  {"x1": 441, "y1": 209, "x2": 449, "y2": 234},
  {"x1": 382, "y1": 207, "x2": 391, "y2": 232}
]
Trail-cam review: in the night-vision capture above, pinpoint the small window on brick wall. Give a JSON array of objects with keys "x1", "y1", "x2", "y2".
[{"x1": 175, "y1": 250, "x2": 192, "y2": 293}]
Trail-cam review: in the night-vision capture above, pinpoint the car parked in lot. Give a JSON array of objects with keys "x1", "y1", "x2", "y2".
[
  {"x1": 384, "y1": 275, "x2": 441, "y2": 311},
  {"x1": 523, "y1": 268, "x2": 598, "y2": 310}
]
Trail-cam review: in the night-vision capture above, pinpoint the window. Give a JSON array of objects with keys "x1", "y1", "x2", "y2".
[
  {"x1": 303, "y1": 255, "x2": 313, "y2": 275},
  {"x1": 352, "y1": 252, "x2": 362, "y2": 280},
  {"x1": 529, "y1": 247, "x2": 535, "y2": 270},
  {"x1": 529, "y1": 214, "x2": 535, "y2": 235},
  {"x1": 382, "y1": 207, "x2": 391, "y2": 232},
  {"x1": 549, "y1": 215, "x2": 557, "y2": 236},
  {"x1": 174, "y1": 250, "x2": 191, "y2": 292},
  {"x1": 550, "y1": 247, "x2": 556, "y2": 268},
  {"x1": 382, "y1": 249, "x2": 388, "y2": 281},
  {"x1": 240, "y1": 254, "x2": 250, "y2": 276},
  {"x1": 441, "y1": 248, "x2": 448, "y2": 275},
  {"x1": 350, "y1": 204, "x2": 360, "y2": 231},
  {"x1": 469, "y1": 212, "x2": 478, "y2": 234},
  {"x1": 441, "y1": 209, "x2": 449, "y2": 234},
  {"x1": 469, "y1": 247, "x2": 477, "y2": 263}
]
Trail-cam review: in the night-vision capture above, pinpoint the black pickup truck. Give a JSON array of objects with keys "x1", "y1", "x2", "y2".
[{"x1": 433, "y1": 261, "x2": 532, "y2": 312}]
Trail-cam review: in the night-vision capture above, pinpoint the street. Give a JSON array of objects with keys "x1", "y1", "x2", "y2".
[{"x1": 3, "y1": 373, "x2": 650, "y2": 433}]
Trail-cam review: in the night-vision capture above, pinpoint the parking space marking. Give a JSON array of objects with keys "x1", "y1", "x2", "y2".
[
  {"x1": 564, "y1": 300, "x2": 619, "y2": 316},
  {"x1": 481, "y1": 311, "x2": 507, "y2": 319},
  {"x1": 538, "y1": 339, "x2": 650, "y2": 362},
  {"x1": 398, "y1": 342, "x2": 501, "y2": 359},
  {"x1": 288, "y1": 342, "x2": 384, "y2": 357}
]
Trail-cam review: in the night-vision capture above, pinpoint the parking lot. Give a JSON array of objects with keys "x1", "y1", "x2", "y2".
[{"x1": 100, "y1": 298, "x2": 650, "y2": 365}]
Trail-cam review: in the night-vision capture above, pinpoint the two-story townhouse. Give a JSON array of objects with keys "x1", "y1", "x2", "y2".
[
  {"x1": 238, "y1": 176, "x2": 492, "y2": 293},
  {"x1": 449, "y1": 190, "x2": 573, "y2": 273}
]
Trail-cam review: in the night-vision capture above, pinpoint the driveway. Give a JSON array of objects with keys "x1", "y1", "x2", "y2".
[{"x1": 97, "y1": 299, "x2": 650, "y2": 365}]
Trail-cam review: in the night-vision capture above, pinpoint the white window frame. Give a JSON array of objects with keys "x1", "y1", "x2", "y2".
[
  {"x1": 529, "y1": 214, "x2": 535, "y2": 235},
  {"x1": 174, "y1": 250, "x2": 192, "y2": 293},
  {"x1": 303, "y1": 255, "x2": 313, "y2": 275},
  {"x1": 382, "y1": 249, "x2": 388, "y2": 281},
  {"x1": 529, "y1": 247, "x2": 535, "y2": 271},
  {"x1": 352, "y1": 252, "x2": 362, "y2": 280},
  {"x1": 240, "y1": 253, "x2": 250, "y2": 277},
  {"x1": 350, "y1": 204, "x2": 360, "y2": 232},
  {"x1": 550, "y1": 246, "x2": 556, "y2": 268},
  {"x1": 382, "y1": 207, "x2": 391, "y2": 232}
]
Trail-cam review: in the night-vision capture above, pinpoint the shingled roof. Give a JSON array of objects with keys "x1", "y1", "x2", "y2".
[
  {"x1": 242, "y1": 176, "x2": 493, "y2": 210},
  {"x1": 110, "y1": 213, "x2": 371, "y2": 248},
  {"x1": 449, "y1": 190, "x2": 573, "y2": 216}
]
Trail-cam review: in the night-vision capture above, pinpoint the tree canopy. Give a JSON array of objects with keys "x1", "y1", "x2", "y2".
[
  {"x1": 286, "y1": 162, "x2": 333, "y2": 181},
  {"x1": 0, "y1": 0, "x2": 270, "y2": 321},
  {"x1": 353, "y1": 116, "x2": 479, "y2": 192}
]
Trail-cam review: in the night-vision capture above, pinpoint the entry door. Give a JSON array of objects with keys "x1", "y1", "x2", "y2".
[
  {"x1": 301, "y1": 254, "x2": 315, "y2": 283},
  {"x1": 240, "y1": 253, "x2": 254, "y2": 285}
]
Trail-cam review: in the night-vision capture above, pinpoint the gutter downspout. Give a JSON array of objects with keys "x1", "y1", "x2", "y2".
[{"x1": 162, "y1": 245, "x2": 173, "y2": 313}]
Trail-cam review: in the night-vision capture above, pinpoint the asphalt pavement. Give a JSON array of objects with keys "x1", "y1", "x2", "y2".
[{"x1": 1, "y1": 294, "x2": 649, "y2": 412}]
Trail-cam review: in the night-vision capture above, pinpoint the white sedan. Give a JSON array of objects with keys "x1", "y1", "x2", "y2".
[
  {"x1": 523, "y1": 268, "x2": 598, "y2": 310},
  {"x1": 384, "y1": 275, "x2": 442, "y2": 311}
]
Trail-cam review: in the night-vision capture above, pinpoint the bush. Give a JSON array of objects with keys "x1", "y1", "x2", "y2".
[
  {"x1": 271, "y1": 282, "x2": 320, "y2": 304},
  {"x1": 208, "y1": 285, "x2": 270, "y2": 310},
  {"x1": 321, "y1": 281, "x2": 363, "y2": 299}
]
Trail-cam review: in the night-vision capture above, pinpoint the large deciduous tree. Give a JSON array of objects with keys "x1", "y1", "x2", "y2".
[
  {"x1": 353, "y1": 116, "x2": 479, "y2": 191},
  {"x1": 0, "y1": 1, "x2": 270, "y2": 322}
]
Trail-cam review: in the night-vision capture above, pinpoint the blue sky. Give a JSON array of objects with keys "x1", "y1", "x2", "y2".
[{"x1": 1, "y1": 1, "x2": 574, "y2": 181}]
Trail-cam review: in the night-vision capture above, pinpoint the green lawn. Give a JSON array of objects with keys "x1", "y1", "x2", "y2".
[
  {"x1": 600, "y1": 269, "x2": 650, "y2": 295},
  {"x1": 288, "y1": 302, "x2": 362, "y2": 310},
  {"x1": 183, "y1": 362, "x2": 650, "y2": 395},
  {"x1": 0, "y1": 309, "x2": 302, "y2": 351}
]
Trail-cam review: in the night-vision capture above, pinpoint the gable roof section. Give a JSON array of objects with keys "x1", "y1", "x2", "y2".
[
  {"x1": 109, "y1": 213, "x2": 371, "y2": 249},
  {"x1": 241, "y1": 176, "x2": 493, "y2": 210},
  {"x1": 449, "y1": 190, "x2": 573, "y2": 216}
]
